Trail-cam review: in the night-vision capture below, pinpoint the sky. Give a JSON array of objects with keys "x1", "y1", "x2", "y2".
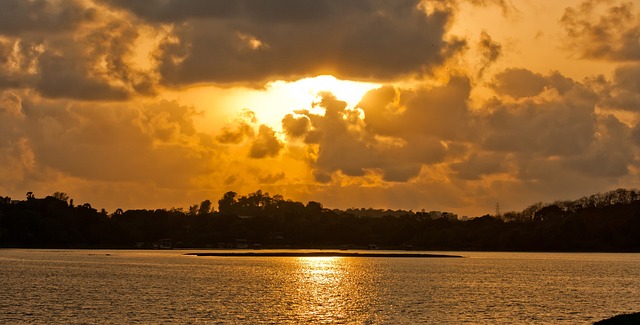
[{"x1": 0, "y1": 0, "x2": 638, "y2": 217}]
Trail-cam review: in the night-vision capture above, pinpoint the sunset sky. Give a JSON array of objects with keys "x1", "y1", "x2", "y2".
[{"x1": 0, "y1": 0, "x2": 638, "y2": 217}]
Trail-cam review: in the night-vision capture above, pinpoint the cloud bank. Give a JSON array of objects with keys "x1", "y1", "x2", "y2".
[{"x1": 0, "y1": 0, "x2": 639, "y2": 217}]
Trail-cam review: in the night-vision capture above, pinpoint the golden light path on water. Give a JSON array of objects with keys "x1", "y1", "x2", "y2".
[
  {"x1": 294, "y1": 257, "x2": 348, "y2": 321},
  {"x1": 290, "y1": 256, "x2": 378, "y2": 323}
]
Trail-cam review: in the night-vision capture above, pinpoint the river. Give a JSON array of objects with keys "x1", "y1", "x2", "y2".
[{"x1": 1, "y1": 249, "x2": 638, "y2": 323}]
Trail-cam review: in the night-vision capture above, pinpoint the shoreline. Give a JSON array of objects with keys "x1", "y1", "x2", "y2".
[{"x1": 184, "y1": 251, "x2": 463, "y2": 258}]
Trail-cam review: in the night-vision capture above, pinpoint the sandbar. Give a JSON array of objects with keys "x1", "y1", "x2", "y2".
[{"x1": 184, "y1": 251, "x2": 462, "y2": 258}]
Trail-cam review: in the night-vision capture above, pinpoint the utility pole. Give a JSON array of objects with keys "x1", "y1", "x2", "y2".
[{"x1": 495, "y1": 202, "x2": 501, "y2": 218}]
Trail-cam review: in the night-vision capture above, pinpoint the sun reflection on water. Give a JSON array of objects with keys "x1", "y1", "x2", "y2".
[
  {"x1": 292, "y1": 256, "x2": 356, "y2": 323},
  {"x1": 299, "y1": 256, "x2": 342, "y2": 283}
]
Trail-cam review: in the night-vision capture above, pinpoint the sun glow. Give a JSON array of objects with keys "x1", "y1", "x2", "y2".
[
  {"x1": 269, "y1": 75, "x2": 380, "y2": 108},
  {"x1": 227, "y1": 75, "x2": 380, "y2": 128},
  {"x1": 163, "y1": 75, "x2": 380, "y2": 141}
]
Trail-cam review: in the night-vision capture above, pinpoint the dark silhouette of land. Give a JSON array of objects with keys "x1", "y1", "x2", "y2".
[
  {"x1": 185, "y1": 252, "x2": 462, "y2": 258},
  {"x1": 595, "y1": 312, "x2": 640, "y2": 324},
  {"x1": 1, "y1": 188, "x2": 639, "y2": 251}
]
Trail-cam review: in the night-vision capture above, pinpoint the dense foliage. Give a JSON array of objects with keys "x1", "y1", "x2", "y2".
[{"x1": 1, "y1": 189, "x2": 639, "y2": 251}]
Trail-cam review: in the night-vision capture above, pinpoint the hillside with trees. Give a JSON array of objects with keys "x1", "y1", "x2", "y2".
[{"x1": 1, "y1": 189, "x2": 639, "y2": 251}]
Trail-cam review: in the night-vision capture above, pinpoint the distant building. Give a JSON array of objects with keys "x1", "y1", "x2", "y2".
[
  {"x1": 442, "y1": 212, "x2": 458, "y2": 221},
  {"x1": 428, "y1": 211, "x2": 443, "y2": 219},
  {"x1": 427, "y1": 211, "x2": 458, "y2": 220},
  {"x1": 234, "y1": 239, "x2": 248, "y2": 249},
  {"x1": 153, "y1": 239, "x2": 172, "y2": 249}
]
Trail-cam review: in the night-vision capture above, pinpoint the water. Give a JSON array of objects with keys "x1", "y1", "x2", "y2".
[{"x1": 1, "y1": 250, "x2": 639, "y2": 324}]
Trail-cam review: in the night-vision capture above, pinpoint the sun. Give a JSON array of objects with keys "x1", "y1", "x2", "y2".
[
  {"x1": 271, "y1": 75, "x2": 380, "y2": 108},
  {"x1": 231, "y1": 75, "x2": 380, "y2": 128}
]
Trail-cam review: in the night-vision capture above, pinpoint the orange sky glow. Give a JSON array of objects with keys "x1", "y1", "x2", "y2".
[{"x1": 0, "y1": 0, "x2": 639, "y2": 217}]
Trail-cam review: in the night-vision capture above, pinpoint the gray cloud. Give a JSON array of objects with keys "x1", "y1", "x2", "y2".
[
  {"x1": 475, "y1": 68, "x2": 639, "y2": 187},
  {"x1": 491, "y1": 68, "x2": 578, "y2": 99},
  {"x1": 249, "y1": 125, "x2": 283, "y2": 159},
  {"x1": 565, "y1": 115, "x2": 634, "y2": 178},
  {"x1": 360, "y1": 76, "x2": 474, "y2": 140},
  {"x1": 281, "y1": 114, "x2": 310, "y2": 138},
  {"x1": 466, "y1": 0, "x2": 516, "y2": 15},
  {"x1": 217, "y1": 109, "x2": 259, "y2": 144},
  {"x1": 217, "y1": 122, "x2": 255, "y2": 144},
  {"x1": 483, "y1": 83, "x2": 597, "y2": 156},
  {"x1": 258, "y1": 172, "x2": 286, "y2": 184},
  {"x1": 477, "y1": 31, "x2": 502, "y2": 78},
  {"x1": 594, "y1": 63, "x2": 640, "y2": 111},
  {"x1": 451, "y1": 152, "x2": 508, "y2": 180},
  {"x1": 100, "y1": 0, "x2": 368, "y2": 23},
  {"x1": 490, "y1": 68, "x2": 549, "y2": 98},
  {"x1": 561, "y1": 0, "x2": 640, "y2": 61}
]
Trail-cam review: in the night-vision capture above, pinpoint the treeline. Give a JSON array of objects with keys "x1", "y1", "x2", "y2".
[{"x1": 0, "y1": 189, "x2": 639, "y2": 251}]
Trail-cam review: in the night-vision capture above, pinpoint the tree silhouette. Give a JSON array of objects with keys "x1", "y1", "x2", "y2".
[
  {"x1": 1, "y1": 188, "x2": 639, "y2": 251},
  {"x1": 218, "y1": 191, "x2": 237, "y2": 214},
  {"x1": 198, "y1": 200, "x2": 212, "y2": 215}
]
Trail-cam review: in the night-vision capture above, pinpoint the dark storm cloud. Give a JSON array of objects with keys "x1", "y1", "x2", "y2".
[
  {"x1": 36, "y1": 51, "x2": 130, "y2": 101},
  {"x1": 101, "y1": 0, "x2": 459, "y2": 85},
  {"x1": 101, "y1": 0, "x2": 513, "y2": 23},
  {"x1": 0, "y1": 0, "x2": 94, "y2": 35},
  {"x1": 561, "y1": 0, "x2": 640, "y2": 61},
  {"x1": 99, "y1": 0, "x2": 359, "y2": 23},
  {"x1": 0, "y1": 0, "x2": 472, "y2": 98}
]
